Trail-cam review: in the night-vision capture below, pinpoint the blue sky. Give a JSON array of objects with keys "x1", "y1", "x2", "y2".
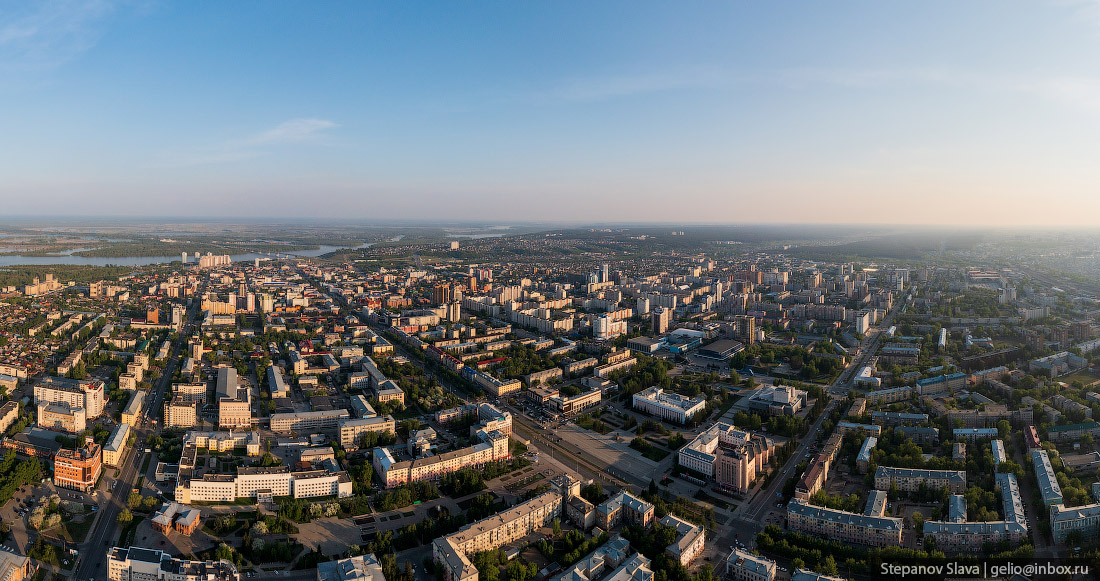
[{"x1": 4, "y1": 1, "x2": 1100, "y2": 224}]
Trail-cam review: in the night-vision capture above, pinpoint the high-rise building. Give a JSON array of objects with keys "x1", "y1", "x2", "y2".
[
  {"x1": 216, "y1": 367, "x2": 252, "y2": 429},
  {"x1": 652, "y1": 307, "x2": 671, "y2": 335},
  {"x1": 433, "y1": 284, "x2": 454, "y2": 305},
  {"x1": 734, "y1": 315, "x2": 755, "y2": 345}
]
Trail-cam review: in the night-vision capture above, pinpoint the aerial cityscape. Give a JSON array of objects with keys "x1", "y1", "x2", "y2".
[{"x1": 4, "y1": 1, "x2": 1100, "y2": 581}]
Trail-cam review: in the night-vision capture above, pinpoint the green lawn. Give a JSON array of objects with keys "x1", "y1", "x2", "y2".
[
  {"x1": 1060, "y1": 370, "x2": 1100, "y2": 386},
  {"x1": 60, "y1": 516, "x2": 95, "y2": 543}
]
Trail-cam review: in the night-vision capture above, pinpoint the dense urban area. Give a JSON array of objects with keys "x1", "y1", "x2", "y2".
[{"x1": 0, "y1": 225, "x2": 1097, "y2": 581}]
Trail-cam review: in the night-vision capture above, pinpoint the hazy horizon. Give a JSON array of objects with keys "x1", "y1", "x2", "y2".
[{"x1": 4, "y1": 1, "x2": 1100, "y2": 224}]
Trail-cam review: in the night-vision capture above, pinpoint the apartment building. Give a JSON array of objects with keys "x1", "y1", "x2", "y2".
[
  {"x1": 1032, "y1": 449, "x2": 1064, "y2": 506},
  {"x1": 835, "y1": 422, "x2": 881, "y2": 437},
  {"x1": 107, "y1": 546, "x2": 238, "y2": 581},
  {"x1": 952, "y1": 428, "x2": 998, "y2": 441},
  {"x1": 524, "y1": 367, "x2": 563, "y2": 387},
  {"x1": 725, "y1": 549, "x2": 775, "y2": 581},
  {"x1": 172, "y1": 382, "x2": 207, "y2": 403},
  {"x1": 54, "y1": 440, "x2": 102, "y2": 492},
  {"x1": 37, "y1": 401, "x2": 86, "y2": 433},
  {"x1": 35, "y1": 376, "x2": 105, "y2": 418},
  {"x1": 856, "y1": 437, "x2": 877, "y2": 474},
  {"x1": 897, "y1": 426, "x2": 940, "y2": 446},
  {"x1": 866, "y1": 385, "x2": 910, "y2": 404},
  {"x1": 879, "y1": 343, "x2": 920, "y2": 365},
  {"x1": 597, "y1": 491, "x2": 655, "y2": 529},
  {"x1": 660, "y1": 515, "x2": 705, "y2": 567},
  {"x1": 375, "y1": 379, "x2": 406, "y2": 403},
  {"x1": 434, "y1": 491, "x2": 563, "y2": 581},
  {"x1": 786, "y1": 499, "x2": 903, "y2": 547},
  {"x1": 121, "y1": 390, "x2": 145, "y2": 427},
  {"x1": 374, "y1": 429, "x2": 510, "y2": 488},
  {"x1": 1051, "y1": 395, "x2": 1092, "y2": 419},
  {"x1": 632, "y1": 387, "x2": 707, "y2": 424},
  {"x1": 1051, "y1": 502, "x2": 1100, "y2": 544},
  {"x1": 0, "y1": 402, "x2": 18, "y2": 435},
  {"x1": 1047, "y1": 421, "x2": 1100, "y2": 443},
  {"x1": 916, "y1": 373, "x2": 966, "y2": 395},
  {"x1": 873, "y1": 467, "x2": 966, "y2": 494},
  {"x1": 922, "y1": 473, "x2": 1028, "y2": 552},
  {"x1": 165, "y1": 400, "x2": 199, "y2": 428},
  {"x1": 339, "y1": 416, "x2": 397, "y2": 450},
  {"x1": 103, "y1": 423, "x2": 131, "y2": 467},
  {"x1": 270, "y1": 410, "x2": 351, "y2": 434},
  {"x1": 551, "y1": 536, "x2": 649, "y2": 581}
]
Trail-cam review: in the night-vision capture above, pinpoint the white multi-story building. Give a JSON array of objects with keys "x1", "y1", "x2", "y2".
[
  {"x1": 270, "y1": 410, "x2": 351, "y2": 434},
  {"x1": 632, "y1": 387, "x2": 707, "y2": 424},
  {"x1": 375, "y1": 429, "x2": 510, "y2": 488},
  {"x1": 677, "y1": 423, "x2": 748, "y2": 476},
  {"x1": 176, "y1": 465, "x2": 353, "y2": 503},
  {"x1": 35, "y1": 376, "x2": 105, "y2": 418},
  {"x1": 318, "y1": 554, "x2": 385, "y2": 581},
  {"x1": 107, "y1": 546, "x2": 238, "y2": 581},
  {"x1": 37, "y1": 401, "x2": 86, "y2": 433}
]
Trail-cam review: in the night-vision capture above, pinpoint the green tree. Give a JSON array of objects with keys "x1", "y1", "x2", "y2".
[{"x1": 117, "y1": 509, "x2": 133, "y2": 526}]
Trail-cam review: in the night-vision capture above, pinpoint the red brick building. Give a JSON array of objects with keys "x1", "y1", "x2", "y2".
[{"x1": 53, "y1": 438, "x2": 102, "y2": 492}]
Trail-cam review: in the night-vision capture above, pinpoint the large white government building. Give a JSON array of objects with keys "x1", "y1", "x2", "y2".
[{"x1": 632, "y1": 387, "x2": 707, "y2": 424}]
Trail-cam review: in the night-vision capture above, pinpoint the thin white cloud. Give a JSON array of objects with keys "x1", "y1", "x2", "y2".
[
  {"x1": 767, "y1": 66, "x2": 1100, "y2": 115},
  {"x1": 546, "y1": 67, "x2": 729, "y2": 102},
  {"x1": 150, "y1": 118, "x2": 339, "y2": 168},
  {"x1": 0, "y1": 0, "x2": 117, "y2": 73},
  {"x1": 773, "y1": 67, "x2": 956, "y2": 89},
  {"x1": 246, "y1": 118, "x2": 338, "y2": 145}
]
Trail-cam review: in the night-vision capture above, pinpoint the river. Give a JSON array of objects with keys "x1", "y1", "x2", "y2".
[{"x1": 0, "y1": 242, "x2": 373, "y2": 267}]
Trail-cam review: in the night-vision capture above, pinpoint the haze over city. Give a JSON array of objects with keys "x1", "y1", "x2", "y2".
[{"x1": 4, "y1": 1, "x2": 1100, "y2": 223}]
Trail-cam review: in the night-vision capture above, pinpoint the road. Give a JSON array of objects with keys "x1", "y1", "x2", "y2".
[
  {"x1": 726, "y1": 298, "x2": 906, "y2": 544},
  {"x1": 74, "y1": 303, "x2": 196, "y2": 581}
]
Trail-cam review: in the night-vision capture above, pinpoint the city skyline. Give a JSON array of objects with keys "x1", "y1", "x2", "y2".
[{"x1": 5, "y1": 1, "x2": 1100, "y2": 224}]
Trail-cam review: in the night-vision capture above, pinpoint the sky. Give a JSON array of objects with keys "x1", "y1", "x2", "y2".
[{"x1": 4, "y1": 1, "x2": 1100, "y2": 225}]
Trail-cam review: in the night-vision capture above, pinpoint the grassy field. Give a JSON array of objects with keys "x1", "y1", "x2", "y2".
[
  {"x1": 60, "y1": 515, "x2": 95, "y2": 543},
  {"x1": 1060, "y1": 370, "x2": 1100, "y2": 386}
]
